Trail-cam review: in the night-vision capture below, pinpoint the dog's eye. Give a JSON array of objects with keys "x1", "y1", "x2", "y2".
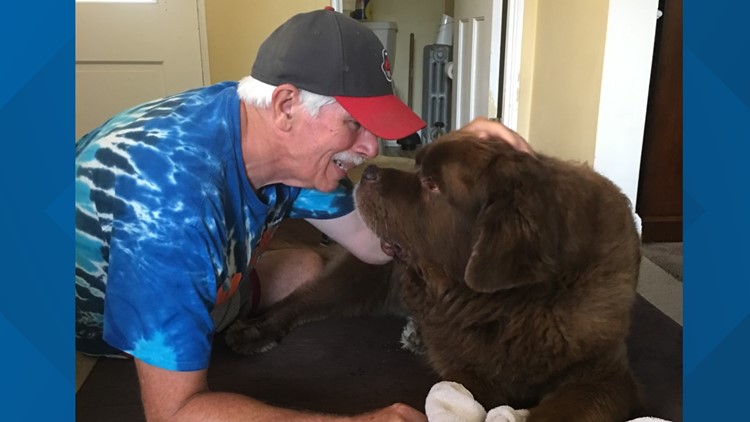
[{"x1": 422, "y1": 176, "x2": 440, "y2": 192}]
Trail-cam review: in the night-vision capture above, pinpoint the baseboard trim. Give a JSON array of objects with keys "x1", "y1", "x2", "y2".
[
  {"x1": 633, "y1": 212, "x2": 643, "y2": 238},
  {"x1": 641, "y1": 216, "x2": 682, "y2": 242}
]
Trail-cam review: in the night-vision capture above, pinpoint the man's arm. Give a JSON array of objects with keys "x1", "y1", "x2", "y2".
[
  {"x1": 306, "y1": 209, "x2": 391, "y2": 265},
  {"x1": 135, "y1": 358, "x2": 425, "y2": 421}
]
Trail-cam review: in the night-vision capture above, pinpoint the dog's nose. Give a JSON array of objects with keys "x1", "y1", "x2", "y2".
[{"x1": 362, "y1": 165, "x2": 380, "y2": 182}]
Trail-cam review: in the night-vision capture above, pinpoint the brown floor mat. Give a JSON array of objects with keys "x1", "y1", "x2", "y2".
[{"x1": 76, "y1": 295, "x2": 681, "y2": 421}]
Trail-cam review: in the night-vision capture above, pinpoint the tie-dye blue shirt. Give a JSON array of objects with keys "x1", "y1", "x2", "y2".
[{"x1": 75, "y1": 82, "x2": 354, "y2": 371}]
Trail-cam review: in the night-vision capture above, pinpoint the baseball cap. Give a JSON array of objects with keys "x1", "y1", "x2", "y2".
[{"x1": 251, "y1": 8, "x2": 426, "y2": 140}]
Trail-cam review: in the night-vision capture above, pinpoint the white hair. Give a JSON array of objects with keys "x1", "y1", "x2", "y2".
[{"x1": 237, "y1": 76, "x2": 337, "y2": 118}]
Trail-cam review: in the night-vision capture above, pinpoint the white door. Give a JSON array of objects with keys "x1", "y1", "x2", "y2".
[
  {"x1": 75, "y1": 0, "x2": 208, "y2": 139},
  {"x1": 451, "y1": 0, "x2": 504, "y2": 130}
]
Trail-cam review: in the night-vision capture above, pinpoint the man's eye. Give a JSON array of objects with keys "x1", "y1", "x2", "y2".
[{"x1": 347, "y1": 120, "x2": 362, "y2": 131}]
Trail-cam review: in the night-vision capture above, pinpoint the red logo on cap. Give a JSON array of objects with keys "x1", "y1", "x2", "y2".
[{"x1": 381, "y1": 49, "x2": 393, "y2": 82}]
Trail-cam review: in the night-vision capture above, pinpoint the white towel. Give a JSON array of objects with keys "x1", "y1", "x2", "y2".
[
  {"x1": 424, "y1": 381, "x2": 487, "y2": 422},
  {"x1": 485, "y1": 405, "x2": 529, "y2": 422},
  {"x1": 424, "y1": 381, "x2": 672, "y2": 422}
]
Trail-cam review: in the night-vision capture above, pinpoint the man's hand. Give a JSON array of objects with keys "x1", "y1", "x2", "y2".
[
  {"x1": 348, "y1": 403, "x2": 427, "y2": 422},
  {"x1": 460, "y1": 117, "x2": 534, "y2": 154}
]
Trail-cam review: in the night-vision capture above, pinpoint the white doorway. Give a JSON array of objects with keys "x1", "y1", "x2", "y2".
[
  {"x1": 452, "y1": 0, "x2": 503, "y2": 131},
  {"x1": 75, "y1": 0, "x2": 210, "y2": 139},
  {"x1": 452, "y1": 0, "x2": 523, "y2": 131}
]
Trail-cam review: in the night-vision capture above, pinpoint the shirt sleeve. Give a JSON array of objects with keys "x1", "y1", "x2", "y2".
[{"x1": 287, "y1": 177, "x2": 355, "y2": 219}]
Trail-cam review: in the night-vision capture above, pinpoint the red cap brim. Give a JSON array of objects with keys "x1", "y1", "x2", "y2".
[{"x1": 335, "y1": 95, "x2": 426, "y2": 140}]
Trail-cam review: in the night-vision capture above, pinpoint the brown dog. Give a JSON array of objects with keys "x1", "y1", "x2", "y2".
[{"x1": 226, "y1": 132, "x2": 642, "y2": 421}]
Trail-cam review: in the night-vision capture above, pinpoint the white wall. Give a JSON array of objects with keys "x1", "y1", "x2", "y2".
[
  {"x1": 593, "y1": 0, "x2": 659, "y2": 221},
  {"x1": 522, "y1": 0, "x2": 610, "y2": 163}
]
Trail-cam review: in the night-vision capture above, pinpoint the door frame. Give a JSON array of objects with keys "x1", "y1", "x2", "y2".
[
  {"x1": 501, "y1": 0, "x2": 524, "y2": 130},
  {"x1": 197, "y1": 0, "x2": 211, "y2": 85}
]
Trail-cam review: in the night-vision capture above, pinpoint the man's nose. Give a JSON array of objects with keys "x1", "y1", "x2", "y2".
[{"x1": 355, "y1": 129, "x2": 379, "y2": 159}]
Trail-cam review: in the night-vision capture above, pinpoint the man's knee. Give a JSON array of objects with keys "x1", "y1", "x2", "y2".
[
  {"x1": 296, "y1": 248, "x2": 325, "y2": 278},
  {"x1": 255, "y1": 248, "x2": 324, "y2": 309}
]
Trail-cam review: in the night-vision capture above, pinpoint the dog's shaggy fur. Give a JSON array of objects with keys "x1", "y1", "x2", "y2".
[{"x1": 226, "y1": 132, "x2": 642, "y2": 421}]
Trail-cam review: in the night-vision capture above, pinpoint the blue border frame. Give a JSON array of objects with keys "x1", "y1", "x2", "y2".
[
  {"x1": 2, "y1": 1, "x2": 748, "y2": 420},
  {"x1": 684, "y1": 0, "x2": 750, "y2": 420},
  {"x1": 0, "y1": 1, "x2": 74, "y2": 420}
]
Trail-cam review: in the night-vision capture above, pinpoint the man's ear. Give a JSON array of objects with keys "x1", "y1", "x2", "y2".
[{"x1": 271, "y1": 84, "x2": 298, "y2": 131}]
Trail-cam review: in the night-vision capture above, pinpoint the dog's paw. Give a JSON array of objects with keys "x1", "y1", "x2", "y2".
[
  {"x1": 400, "y1": 317, "x2": 426, "y2": 355},
  {"x1": 224, "y1": 318, "x2": 285, "y2": 355}
]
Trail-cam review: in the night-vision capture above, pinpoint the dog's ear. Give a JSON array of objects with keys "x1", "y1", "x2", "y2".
[{"x1": 464, "y1": 177, "x2": 561, "y2": 293}]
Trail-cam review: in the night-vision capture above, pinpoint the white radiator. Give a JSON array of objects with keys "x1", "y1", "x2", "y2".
[{"x1": 421, "y1": 44, "x2": 453, "y2": 143}]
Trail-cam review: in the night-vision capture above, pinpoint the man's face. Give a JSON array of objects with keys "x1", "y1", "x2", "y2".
[{"x1": 297, "y1": 101, "x2": 379, "y2": 192}]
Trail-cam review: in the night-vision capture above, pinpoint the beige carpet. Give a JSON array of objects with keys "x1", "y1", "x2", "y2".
[
  {"x1": 641, "y1": 242, "x2": 682, "y2": 282},
  {"x1": 76, "y1": 352, "x2": 99, "y2": 392}
]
